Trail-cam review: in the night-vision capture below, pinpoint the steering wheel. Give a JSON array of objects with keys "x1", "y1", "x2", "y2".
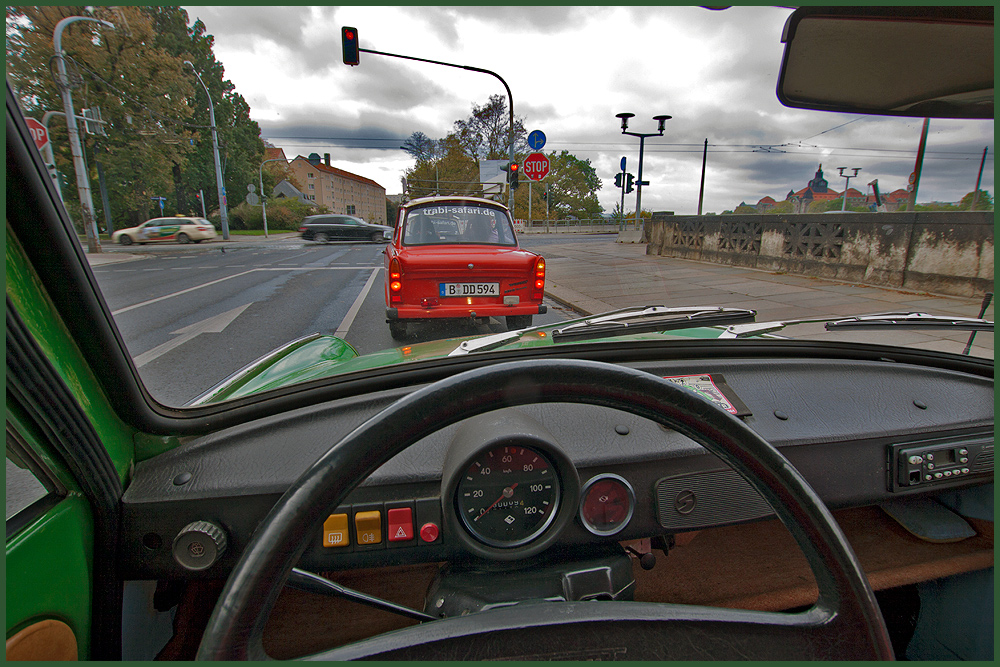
[{"x1": 196, "y1": 359, "x2": 893, "y2": 660}]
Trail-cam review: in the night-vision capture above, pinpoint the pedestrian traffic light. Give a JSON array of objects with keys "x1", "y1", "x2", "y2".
[
  {"x1": 510, "y1": 162, "x2": 519, "y2": 189},
  {"x1": 614, "y1": 173, "x2": 623, "y2": 188},
  {"x1": 625, "y1": 173, "x2": 635, "y2": 194},
  {"x1": 194, "y1": 192, "x2": 201, "y2": 201},
  {"x1": 342, "y1": 27, "x2": 360, "y2": 66}
]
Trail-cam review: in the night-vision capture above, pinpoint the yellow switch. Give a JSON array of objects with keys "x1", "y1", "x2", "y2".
[
  {"x1": 323, "y1": 513, "x2": 350, "y2": 548},
  {"x1": 354, "y1": 510, "x2": 382, "y2": 545}
]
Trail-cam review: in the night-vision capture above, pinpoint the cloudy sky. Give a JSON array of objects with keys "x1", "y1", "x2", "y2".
[{"x1": 184, "y1": 5, "x2": 994, "y2": 215}]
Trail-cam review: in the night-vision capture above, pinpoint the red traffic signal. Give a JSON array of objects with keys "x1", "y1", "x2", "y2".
[
  {"x1": 510, "y1": 163, "x2": 519, "y2": 189},
  {"x1": 510, "y1": 163, "x2": 518, "y2": 173},
  {"x1": 342, "y1": 26, "x2": 359, "y2": 66}
]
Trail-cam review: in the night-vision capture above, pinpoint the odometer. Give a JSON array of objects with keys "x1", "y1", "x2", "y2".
[{"x1": 455, "y1": 444, "x2": 561, "y2": 548}]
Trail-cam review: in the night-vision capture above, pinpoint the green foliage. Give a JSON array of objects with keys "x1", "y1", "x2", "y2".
[
  {"x1": 958, "y1": 190, "x2": 993, "y2": 211},
  {"x1": 733, "y1": 203, "x2": 757, "y2": 214},
  {"x1": 536, "y1": 151, "x2": 602, "y2": 220},
  {"x1": 5, "y1": 6, "x2": 264, "y2": 231},
  {"x1": 227, "y1": 198, "x2": 317, "y2": 231}
]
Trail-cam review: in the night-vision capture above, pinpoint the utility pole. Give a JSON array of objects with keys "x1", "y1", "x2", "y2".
[
  {"x1": 907, "y1": 118, "x2": 930, "y2": 211},
  {"x1": 971, "y1": 147, "x2": 988, "y2": 210},
  {"x1": 184, "y1": 61, "x2": 230, "y2": 239},
  {"x1": 698, "y1": 139, "x2": 708, "y2": 215},
  {"x1": 54, "y1": 15, "x2": 115, "y2": 253}
]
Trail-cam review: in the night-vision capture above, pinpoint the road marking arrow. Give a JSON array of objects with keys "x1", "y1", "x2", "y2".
[{"x1": 133, "y1": 303, "x2": 252, "y2": 368}]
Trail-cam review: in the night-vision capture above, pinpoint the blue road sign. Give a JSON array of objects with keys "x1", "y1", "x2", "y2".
[
  {"x1": 620, "y1": 156, "x2": 627, "y2": 172},
  {"x1": 528, "y1": 130, "x2": 546, "y2": 150}
]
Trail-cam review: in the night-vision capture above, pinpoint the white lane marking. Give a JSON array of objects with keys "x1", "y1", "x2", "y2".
[
  {"x1": 334, "y1": 268, "x2": 382, "y2": 338},
  {"x1": 111, "y1": 266, "x2": 380, "y2": 315},
  {"x1": 133, "y1": 303, "x2": 252, "y2": 367}
]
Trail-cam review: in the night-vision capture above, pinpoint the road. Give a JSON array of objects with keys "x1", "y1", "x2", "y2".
[{"x1": 91, "y1": 238, "x2": 579, "y2": 406}]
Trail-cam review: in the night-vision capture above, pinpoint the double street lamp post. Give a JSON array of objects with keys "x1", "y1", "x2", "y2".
[
  {"x1": 616, "y1": 113, "x2": 671, "y2": 236},
  {"x1": 837, "y1": 167, "x2": 861, "y2": 212},
  {"x1": 184, "y1": 61, "x2": 230, "y2": 240},
  {"x1": 54, "y1": 15, "x2": 115, "y2": 253}
]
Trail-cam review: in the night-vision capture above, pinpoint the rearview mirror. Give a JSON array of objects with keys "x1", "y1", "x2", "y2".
[{"x1": 776, "y1": 6, "x2": 993, "y2": 119}]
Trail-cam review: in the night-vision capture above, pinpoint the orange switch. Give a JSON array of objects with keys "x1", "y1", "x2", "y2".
[
  {"x1": 354, "y1": 510, "x2": 382, "y2": 545},
  {"x1": 322, "y1": 514, "x2": 350, "y2": 548}
]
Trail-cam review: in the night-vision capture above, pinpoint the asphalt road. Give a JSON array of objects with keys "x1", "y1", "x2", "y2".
[{"x1": 91, "y1": 239, "x2": 577, "y2": 406}]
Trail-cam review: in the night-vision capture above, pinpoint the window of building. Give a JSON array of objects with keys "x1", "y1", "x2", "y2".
[
  {"x1": 307, "y1": 172, "x2": 314, "y2": 179},
  {"x1": 308, "y1": 184, "x2": 314, "y2": 190},
  {"x1": 308, "y1": 195, "x2": 315, "y2": 201},
  {"x1": 346, "y1": 205, "x2": 356, "y2": 215}
]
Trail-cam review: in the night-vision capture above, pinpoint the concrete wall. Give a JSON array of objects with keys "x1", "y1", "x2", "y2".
[{"x1": 646, "y1": 211, "x2": 994, "y2": 298}]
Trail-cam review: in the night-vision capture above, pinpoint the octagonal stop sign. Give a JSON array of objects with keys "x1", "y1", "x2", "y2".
[
  {"x1": 523, "y1": 152, "x2": 550, "y2": 181},
  {"x1": 26, "y1": 117, "x2": 49, "y2": 152}
]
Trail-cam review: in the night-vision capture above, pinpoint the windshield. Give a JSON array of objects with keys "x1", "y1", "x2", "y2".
[
  {"x1": 403, "y1": 204, "x2": 517, "y2": 246},
  {"x1": 6, "y1": 6, "x2": 993, "y2": 408}
]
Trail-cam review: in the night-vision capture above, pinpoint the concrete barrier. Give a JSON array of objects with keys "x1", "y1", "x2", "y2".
[{"x1": 646, "y1": 211, "x2": 993, "y2": 297}]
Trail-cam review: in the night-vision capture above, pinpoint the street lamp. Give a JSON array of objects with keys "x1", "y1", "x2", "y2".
[
  {"x1": 616, "y1": 112, "x2": 671, "y2": 234},
  {"x1": 837, "y1": 167, "x2": 861, "y2": 211},
  {"x1": 54, "y1": 15, "x2": 115, "y2": 253},
  {"x1": 184, "y1": 61, "x2": 230, "y2": 239}
]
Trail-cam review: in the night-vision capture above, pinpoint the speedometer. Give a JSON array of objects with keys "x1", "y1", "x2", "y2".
[{"x1": 455, "y1": 444, "x2": 561, "y2": 548}]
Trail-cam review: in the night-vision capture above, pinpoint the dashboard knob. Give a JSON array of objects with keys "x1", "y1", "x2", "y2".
[
  {"x1": 172, "y1": 520, "x2": 227, "y2": 571},
  {"x1": 419, "y1": 522, "x2": 440, "y2": 543}
]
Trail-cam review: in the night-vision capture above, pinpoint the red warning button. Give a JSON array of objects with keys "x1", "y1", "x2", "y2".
[{"x1": 387, "y1": 507, "x2": 414, "y2": 542}]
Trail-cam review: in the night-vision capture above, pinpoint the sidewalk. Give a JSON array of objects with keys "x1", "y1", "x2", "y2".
[{"x1": 541, "y1": 238, "x2": 994, "y2": 358}]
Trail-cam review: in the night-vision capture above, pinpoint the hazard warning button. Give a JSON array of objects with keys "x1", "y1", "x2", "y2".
[{"x1": 387, "y1": 507, "x2": 414, "y2": 542}]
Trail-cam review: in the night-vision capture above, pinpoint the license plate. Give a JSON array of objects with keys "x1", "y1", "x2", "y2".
[{"x1": 440, "y1": 282, "x2": 500, "y2": 297}]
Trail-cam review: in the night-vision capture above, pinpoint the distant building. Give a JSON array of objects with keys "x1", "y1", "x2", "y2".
[
  {"x1": 751, "y1": 164, "x2": 884, "y2": 213},
  {"x1": 287, "y1": 153, "x2": 387, "y2": 225}
]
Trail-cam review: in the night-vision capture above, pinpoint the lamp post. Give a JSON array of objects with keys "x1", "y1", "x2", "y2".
[
  {"x1": 54, "y1": 15, "x2": 115, "y2": 253},
  {"x1": 837, "y1": 167, "x2": 861, "y2": 211},
  {"x1": 616, "y1": 112, "x2": 671, "y2": 235},
  {"x1": 184, "y1": 61, "x2": 230, "y2": 239}
]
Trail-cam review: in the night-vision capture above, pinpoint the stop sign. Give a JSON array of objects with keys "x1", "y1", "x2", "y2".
[
  {"x1": 26, "y1": 117, "x2": 49, "y2": 152},
  {"x1": 523, "y1": 152, "x2": 550, "y2": 181}
]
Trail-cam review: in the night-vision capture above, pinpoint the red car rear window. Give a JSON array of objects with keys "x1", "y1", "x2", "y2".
[{"x1": 402, "y1": 204, "x2": 517, "y2": 246}]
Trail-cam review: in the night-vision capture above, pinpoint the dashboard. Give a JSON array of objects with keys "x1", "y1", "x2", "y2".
[{"x1": 120, "y1": 356, "x2": 994, "y2": 579}]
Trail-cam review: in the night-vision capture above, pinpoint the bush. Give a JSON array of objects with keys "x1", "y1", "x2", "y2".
[{"x1": 224, "y1": 198, "x2": 318, "y2": 231}]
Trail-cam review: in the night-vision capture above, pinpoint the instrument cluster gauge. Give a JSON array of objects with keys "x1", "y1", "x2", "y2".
[
  {"x1": 441, "y1": 411, "x2": 580, "y2": 560},
  {"x1": 579, "y1": 474, "x2": 635, "y2": 536},
  {"x1": 456, "y1": 444, "x2": 560, "y2": 548}
]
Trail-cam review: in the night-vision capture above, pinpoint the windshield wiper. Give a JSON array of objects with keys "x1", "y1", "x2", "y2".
[
  {"x1": 720, "y1": 311, "x2": 994, "y2": 339},
  {"x1": 448, "y1": 305, "x2": 756, "y2": 356},
  {"x1": 550, "y1": 305, "x2": 756, "y2": 342}
]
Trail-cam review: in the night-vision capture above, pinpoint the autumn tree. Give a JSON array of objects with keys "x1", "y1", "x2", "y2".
[
  {"x1": 958, "y1": 189, "x2": 993, "y2": 211},
  {"x1": 452, "y1": 94, "x2": 528, "y2": 160}
]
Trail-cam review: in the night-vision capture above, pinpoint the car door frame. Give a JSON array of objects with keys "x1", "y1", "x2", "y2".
[{"x1": 7, "y1": 84, "x2": 134, "y2": 660}]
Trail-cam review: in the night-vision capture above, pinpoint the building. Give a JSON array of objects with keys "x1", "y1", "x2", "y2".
[
  {"x1": 752, "y1": 164, "x2": 883, "y2": 213},
  {"x1": 287, "y1": 153, "x2": 387, "y2": 225}
]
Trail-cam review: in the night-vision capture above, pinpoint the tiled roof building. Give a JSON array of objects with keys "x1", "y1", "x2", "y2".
[{"x1": 287, "y1": 153, "x2": 387, "y2": 225}]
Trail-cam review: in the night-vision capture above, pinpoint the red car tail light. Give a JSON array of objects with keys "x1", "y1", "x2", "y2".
[
  {"x1": 298, "y1": 226, "x2": 306, "y2": 232},
  {"x1": 532, "y1": 257, "x2": 546, "y2": 300},
  {"x1": 389, "y1": 258, "x2": 403, "y2": 304}
]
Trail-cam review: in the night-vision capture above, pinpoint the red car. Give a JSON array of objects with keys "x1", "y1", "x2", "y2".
[{"x1": 384, "y1": 196, "x2": 547, "y2": 339}]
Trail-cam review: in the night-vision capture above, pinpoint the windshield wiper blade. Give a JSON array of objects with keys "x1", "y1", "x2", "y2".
[
  {"x1": 551, "y1": 306, "x2": 756, "y2": 342},
  {"x1": 720, "y1": 311, "x2": 994, "y2": 339},
  {"x1": 824, "y1": 312, "x2": 994, "y2": 331}
]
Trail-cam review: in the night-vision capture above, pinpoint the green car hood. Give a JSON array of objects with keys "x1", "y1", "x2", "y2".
[{"x1": 192, "y1": 326, "x2": 724, "y2": 405}]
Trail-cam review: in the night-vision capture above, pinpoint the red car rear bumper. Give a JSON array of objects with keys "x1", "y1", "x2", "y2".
[{"x1": 387, "y1": 302, "x2": 547, "y2": 321}]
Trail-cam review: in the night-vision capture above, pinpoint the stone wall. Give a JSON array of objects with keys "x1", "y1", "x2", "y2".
[{"x1": 646, "y1": 211, "x2": 993, "y2": 298}]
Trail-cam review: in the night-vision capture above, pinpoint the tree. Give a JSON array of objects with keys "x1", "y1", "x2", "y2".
[
  {"x1": 401, "y1": 131, "x2": 438, "y2": 162},
  {"x1": 534, "y1": 151, "x2": 602, "y2": 220},
  {"x1": 958, "y1": 189, "x2": 993, "y2": 211},
  {"x1": 6, "y1": 6, "x2": 196, "y2": 228},
  {"x1": 452, "y1": 94, "x2": 527, "y2": 160},
  {"x1": 403, "y1": 134, "x2": 480, "y2": 199}
]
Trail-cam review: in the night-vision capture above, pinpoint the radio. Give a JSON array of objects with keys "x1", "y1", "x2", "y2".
[{"x1": 889, "y1": 436, "x2": 993, "y2": 492}]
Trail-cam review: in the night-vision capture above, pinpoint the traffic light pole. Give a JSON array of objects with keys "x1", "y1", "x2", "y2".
[
  {"x1": 616, "y1": 113, "x2": 670, "y2": 237},
  {"x1": 352, "y1": 44, "x2": 516, "y2": 217}
]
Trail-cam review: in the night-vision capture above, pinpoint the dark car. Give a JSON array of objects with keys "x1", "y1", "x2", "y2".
[{"x1": 299, "y1": 214, "x2": 392, "y2": 243}]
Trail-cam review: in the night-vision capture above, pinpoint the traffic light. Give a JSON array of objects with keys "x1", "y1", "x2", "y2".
[
  {"x1": 625, "y1": 173, "x2": 635, "y2": 194},
  {"x1": 614, "y1": 173, "x2": 623, "y2": 188},
  {"x1": 194, "y1": 192, "x2": 201, "y2": 202},
  {"x1": 510, "y1": 162, "x2": 519, "y2": 189},
  {"x1": 342, "y1": 27, "x2": 360, "y2": 66}
]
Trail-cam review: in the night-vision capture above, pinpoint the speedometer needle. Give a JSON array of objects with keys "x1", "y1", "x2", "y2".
[{"x1": 475, "y1": 483, "x2": 518, "y2": 521}]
